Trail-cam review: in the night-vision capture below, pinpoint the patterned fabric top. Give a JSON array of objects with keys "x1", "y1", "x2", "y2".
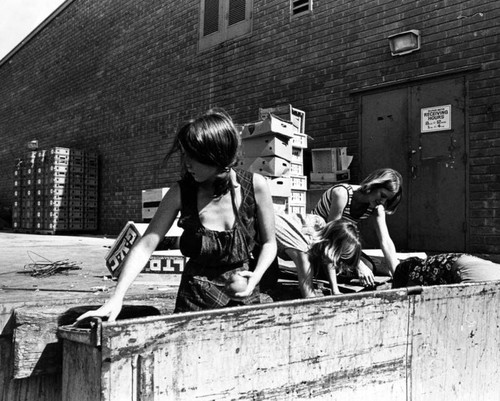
[
  {"x1": 311, "y1": 184, "x2": 373, "y2": 224},
  {"x1": 407, "y1": 253, "x2": 464, "y2": 285}
]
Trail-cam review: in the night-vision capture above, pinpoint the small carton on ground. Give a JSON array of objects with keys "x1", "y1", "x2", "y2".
[{"x1": 105, "y1": 221, "x2": 183, "y2": 278}]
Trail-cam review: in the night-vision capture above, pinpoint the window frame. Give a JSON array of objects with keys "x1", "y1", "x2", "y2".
[
  {"x1": 290, "y1": 0, "x2": 313, "y2": 18},
  {"x1": 199, "y1": 0, "x2": 253, "y2": 51}
]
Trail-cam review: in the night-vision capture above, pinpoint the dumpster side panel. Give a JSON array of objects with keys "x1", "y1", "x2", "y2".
[
  {"x1": 62, "y1": 340, "x2": 102, "y2": 401},
  {"x1": 409, "y1": 282, "x2": 500, "y2": 401},
  {"x1": 1, "y1": 336, "x2": 62, "y2": 401},
  {"x1": 100, "y1": 291, "x2": 410, "y2": 400}
]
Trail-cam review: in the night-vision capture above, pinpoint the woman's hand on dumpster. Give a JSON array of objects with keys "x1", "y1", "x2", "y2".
[{"x1": 76, "y1": 295, "x2": 124, "y2": 323}]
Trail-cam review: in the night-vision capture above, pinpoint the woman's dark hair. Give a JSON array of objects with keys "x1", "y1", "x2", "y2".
[
  {"x1": 308, "y1": 219, "x2": 362, "y2": 277},
  {"x1": 165, "y1": 108, "x2": 241, "y2": 197},
  {"x1": 359, "y1": 168, "x2": 403, "y2": 214},
  {"x1": 391, "y1": 257, "x2": 423, "y2": 288}
]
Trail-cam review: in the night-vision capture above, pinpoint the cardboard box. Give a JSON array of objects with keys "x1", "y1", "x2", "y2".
[
  {"x1": 241, "y1": 134, "x2": 293, "y2": 161},
  {"x1": 310, "y1": 170, "x2": 350, "y2": 183},
  {"x1": 272, "y1": 196, "x2": 288, "y2": 214},
  {"x1": 239, "y1": 114, "x2": 297, "y2": 140},
  {"x1": 142, "y1": 187, "x2": 169, "y2": 221},
  {"x1": 105, "y1": 221, "x2": 184, "y2": 278},
  {"x1": 143, "y1": 250, "x2": 185, "y2": 274},
  {"x1": 238, "y1": 156, "x2": 290, "y2": 177},
  {"x1": 311, "y1": 147, "x2": 353, "y2": 172},
  {"x1": 258, "y1": 104, "x2": 306, "y2": 134},
  {"x1": 265, "y1": 176, "x2": 292, "y2": 197}
]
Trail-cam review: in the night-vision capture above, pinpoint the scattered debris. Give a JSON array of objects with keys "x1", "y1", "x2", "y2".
[{"x1": 24, "y1": 251, "x2": 83, "y2": 277}]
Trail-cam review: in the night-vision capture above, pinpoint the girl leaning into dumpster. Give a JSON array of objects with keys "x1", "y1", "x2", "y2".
[
  {"x1": 370, "y1": 206, "x2": 500, "y2": 287},
  {"x1": 311, "y1": 168, "x2": 403, "y2": 288},
  {"x1": 77, "y1": 108, "x2": 277, "y2": 321},
  {"x1": 274, "y1": 213, "x2": 362, "y2": 298}
]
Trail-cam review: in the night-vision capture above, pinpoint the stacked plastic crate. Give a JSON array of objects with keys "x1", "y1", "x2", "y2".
[
  {"x1": 238, "y1": 105, "x2": 307, "y2": 214},
  {"x1": 12, "y1": 151, "x2": 38, "y2": 232},
  {"x1": 39, "y1": 147, "x2": 70, "y2": 232},
  {"x1": 84, "y1": 152, "x2": 98, "y2": 231},
  {"x1": 13, "y1": 147, "x2": 98, "y2": 234}
]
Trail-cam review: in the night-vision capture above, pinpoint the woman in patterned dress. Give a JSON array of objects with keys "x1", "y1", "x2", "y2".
[
  {"x1": 373, "y1": 206, "x2": 500, "y2": 287},
  {"x1": 77, "y1": 109, "x2": 277, "y2": 321},
  {"x1": 311, "y1": 168, "x2": 402, "y2": 287}
]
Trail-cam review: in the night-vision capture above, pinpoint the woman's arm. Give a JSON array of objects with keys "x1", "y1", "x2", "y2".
[
  {"x1": 284, "y1": 248, "x2": 316, "y2": 298},
  {"x1": 77, "y1": 184, "x2": 182, "y2": 322},
  {"x1": 235, "y1": 173, "x2": 277, "y2": 297},
  {"x1": 373, "y1": 205, "x2": 399, "y2": 276},
  {"x1": 326, "y1": 186, "x2": 349, "y2": 222},
  {"x1": 325, "y1": 263, "x2": 341, "y2": 295}
]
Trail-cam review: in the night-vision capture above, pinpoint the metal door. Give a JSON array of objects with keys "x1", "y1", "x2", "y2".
[
  {"x1": 408, "y1": 78, "x2": 466, "y2": 251},
  {"x1": 360, "y1": 88, "x2": 409, "y2": 250},
  {"x1": 360, "y1": 77, "x2": 466, "y2": 252}
]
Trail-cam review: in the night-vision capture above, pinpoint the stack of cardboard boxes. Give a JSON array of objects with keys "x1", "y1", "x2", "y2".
[
  {"x1": 13, "y1": 147, "x2": 98, "y2": 234},
  {"x1": 238, "y1": 104, "x2": 308, "y2": 215}
]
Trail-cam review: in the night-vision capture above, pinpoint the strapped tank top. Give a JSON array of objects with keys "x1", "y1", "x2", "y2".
[
  {"x1": 177, "y1": 169, "x2": 259, "y2": 272},
  {"x1": 311, "y1": 184, "x2": 373, "y2": 224}
]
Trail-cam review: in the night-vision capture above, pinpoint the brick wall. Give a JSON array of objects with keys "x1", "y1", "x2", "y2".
[{"x1": 0, "y1": 0, "x2": 498, "y2": 252}]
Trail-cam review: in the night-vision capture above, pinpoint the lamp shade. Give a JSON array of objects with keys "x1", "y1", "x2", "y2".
[{"x1": 388, "y1": 30, "x2": 421, "y2": 56}]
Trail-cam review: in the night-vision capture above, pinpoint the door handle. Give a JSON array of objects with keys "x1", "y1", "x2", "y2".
[{"x1": 409, "y1": 149, "x2": 417, "y2": 179}]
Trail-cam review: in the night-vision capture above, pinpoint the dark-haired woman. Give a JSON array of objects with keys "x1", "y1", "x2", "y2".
[{"x1": 77, "y1": 109, "x2": 277, "y2": 321}]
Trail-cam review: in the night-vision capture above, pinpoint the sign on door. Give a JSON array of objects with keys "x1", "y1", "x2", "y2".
[{"x1": 421, "y1": 105, "x2": 451, "y2": 132}]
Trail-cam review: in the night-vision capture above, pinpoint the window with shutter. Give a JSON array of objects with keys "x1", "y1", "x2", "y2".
[
  {"x1": 199, "y1": 0, "x2": 253, "y2": 50},
  {"x1": 291, "y1": 0, "x2": 312, "y2": 16}
]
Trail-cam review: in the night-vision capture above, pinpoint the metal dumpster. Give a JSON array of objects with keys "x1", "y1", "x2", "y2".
[{"x1": 58, "y1": 282, "x2": 500, "y2": 401}]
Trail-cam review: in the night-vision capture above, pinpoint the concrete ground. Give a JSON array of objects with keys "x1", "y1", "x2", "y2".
[{"x1": 0, "y1": 230, "x2": 181, "y2": 309}]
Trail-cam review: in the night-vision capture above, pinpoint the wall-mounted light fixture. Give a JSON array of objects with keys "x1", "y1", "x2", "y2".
[{"x1": 388, "y1": 30, "x2": 421, "y2": 56}]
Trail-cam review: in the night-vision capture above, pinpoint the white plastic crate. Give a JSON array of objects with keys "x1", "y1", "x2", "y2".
[
  {"x1": 292, "y1": 132, "x2": 308, "y2": 148},
  {"x1": 289, "y1": 203, "x2": 306, "y2": 215},
  {"x1": 290, "y1": 175, "x2": 307, "y2": 190},
  {"x1": 291, "y1": 162, "x2": 303, "y2": 176},
  {"x1": 291, "y1": 147, "x2": 303, "y2": 163},
  {"x1": 291, "y1": 189, "x2": 307, "y2": 204}
]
